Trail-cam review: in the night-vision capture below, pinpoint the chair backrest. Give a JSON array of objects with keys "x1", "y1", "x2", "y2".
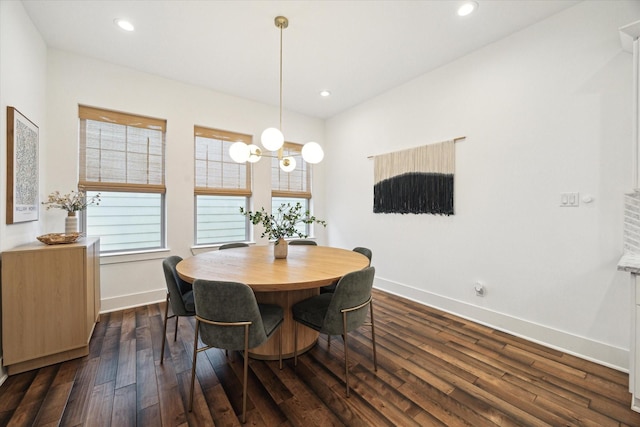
[
  {"x1": 323, "y1": 266, "x2": 375, "y2": 335},
  {"x1": 219, "y1": 242, "x2": 249, "y2": 250},
  {"x1": 352, "y1": 247, "x2": 372, "y2": 266},
  {"x1": 192, "y1": 279, "x2": 268, "y2": 351},
  {"x1": 162, "y1": 255, "x2": 193, "y2": 316},
  {"x1": 289, "y1": 240, "x2": 317, "y2": 246}
]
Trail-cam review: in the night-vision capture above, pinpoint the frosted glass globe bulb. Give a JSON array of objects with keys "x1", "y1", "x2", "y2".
[
  {"x1": 301, "y1": 141, "x2": 324, "y2": 164},
  {"x1": 229, "y1": 141, "x2": 250, "y2": 163},
  {"x1": 261, "y1": 127, "x2": 284, "y2": 151},
  {"x1": 280, "y1": 156, "x2": 297, "y2": 172}
]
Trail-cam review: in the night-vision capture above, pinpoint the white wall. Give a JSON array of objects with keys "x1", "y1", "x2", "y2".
[
  {"x1": 3, "y1": 0, "x2": 639, "y2": 376},
  {"x1": 0, "y1": 1, "x2": 47, "y2": 248},
  {"x1": 325, "y1": 0, "x2": 640, "y2": 370},
  {"x1": 0, "y1": 0, "x2": 48, "y2": 383},
  {"x1": 45, "y1": 50, "x2": 327, "y2": 311}
]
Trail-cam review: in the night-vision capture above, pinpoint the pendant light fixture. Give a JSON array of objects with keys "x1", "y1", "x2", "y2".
[{"x1": 229, "y1": 16, "x2": 324, "y2": 171}]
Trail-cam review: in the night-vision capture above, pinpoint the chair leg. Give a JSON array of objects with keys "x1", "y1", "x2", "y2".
[
  {"x1": 293, "y1": 321, "x2": 299, "y2": 367},
  {"x1": 189, "y1": 319, "x2": 200, "y2": 412},
  {"x1": 174, "y1": 315, "x2": 179, "y2": 341},
  {"x1": 343, "y1": 311, "x2": 350, "y2": 397},
  {"x1": 370, "y1": 300, "x2": 378, "y2": 371},
  {"x1": 242, "y1": 324, "x2": 249, "y2": 423},
  {"x1": 327, "y1": 334, "x2": 331, "y2": 349},
  {"x1": 160, "y1": 293, "x2": 170, "y2": 364}
]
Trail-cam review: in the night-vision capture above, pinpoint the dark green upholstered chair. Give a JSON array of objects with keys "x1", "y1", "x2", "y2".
[
  {"x1": 292, "y1": 266, "x2": 377, "y2": 397},
  {"x1": 219, "y1": 242, "x2": 249, "y2": 250},
  {"x1": 321, "y1": 247, "x2": 373, "y2": 294},
  {"x1": 352, "y1": 246, "x2": 373, "y2": 263},
  {"x1": 288, "y1": 239, "x2": 317, "y2": 245},
  {"x1": 160, "y1": 255, "x2": 196, "y2": 364},
  {"x1": 189, "y1": 279, "x2": 284, "y2": 422}
]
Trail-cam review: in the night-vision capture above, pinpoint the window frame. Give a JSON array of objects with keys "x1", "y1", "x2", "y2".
[
  {"x1": 271, "y1": 142, "x2": 315, "y2": 238},
  {"x1": 78, "y1": 105, "x2": 167, "y2": 254},
  {"x1": 271, "y1": 142, "x2": 311, "y2": 199},
  {"x1": 194, "y1": 126, "x2": 253, "y2": 246}
]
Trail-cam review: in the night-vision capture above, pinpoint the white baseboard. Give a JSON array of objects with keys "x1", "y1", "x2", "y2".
[
  {"x1": 375, "y1": 277, "x2": 628, "y2": 372},
  {"x1": 97, "y1": 279, "x2": 628, "y2": 370},
  {"x1": 100, "y1": 288, "x2": 166, "y2": 313}
]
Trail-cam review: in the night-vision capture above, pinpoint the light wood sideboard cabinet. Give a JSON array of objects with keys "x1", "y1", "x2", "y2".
[{"x1": 1, "y1": 237, "x2": 100, "y2": 375}]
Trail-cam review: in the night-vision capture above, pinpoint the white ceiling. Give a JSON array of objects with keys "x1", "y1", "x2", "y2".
[{"x1": 21, "y1": 0, "x2": 580, "y2": 119}]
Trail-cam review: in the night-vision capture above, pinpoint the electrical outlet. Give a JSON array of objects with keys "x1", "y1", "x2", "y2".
[{"x1": 474, "y1": 282, "x2": 485, "y2": 297}]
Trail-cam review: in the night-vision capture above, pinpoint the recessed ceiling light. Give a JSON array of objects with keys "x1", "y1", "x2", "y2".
[
  {"x1": 457, "y1": 1, "x2": 478, "y2": 17},
  {"x1": 320, "y1": 90, "x2": 331, "y2": 97},
  {"x1": 114, "y1": 19, "x2": 135, "y2": 32}
]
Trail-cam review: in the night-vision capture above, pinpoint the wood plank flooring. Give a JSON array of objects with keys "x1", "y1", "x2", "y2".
[{"x1": 1, "y1": 289, "x2": 640, "y2": 426}]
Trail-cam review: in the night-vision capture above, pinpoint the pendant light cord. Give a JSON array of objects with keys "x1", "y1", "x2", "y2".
[
  {"x1": 273, "y1": 16, "x2": 288, "y2": 161},
  {"x1": 279, "y1": 21, "x2": 283, "y2": 134}
]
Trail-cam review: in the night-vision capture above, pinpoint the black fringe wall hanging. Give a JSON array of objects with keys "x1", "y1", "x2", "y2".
[{"x1": 373, "y1": 140, "x2": 455, "y2": 215}]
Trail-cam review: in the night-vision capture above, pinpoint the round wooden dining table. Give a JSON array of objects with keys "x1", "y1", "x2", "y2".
[{"x1": 176, "y1": 244, "x2": 370, "y2": 359}]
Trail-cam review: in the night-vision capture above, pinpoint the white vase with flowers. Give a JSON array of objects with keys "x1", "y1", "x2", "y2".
[{"x1": 42, "y1": 190, "x2": 101, "y2": 234}]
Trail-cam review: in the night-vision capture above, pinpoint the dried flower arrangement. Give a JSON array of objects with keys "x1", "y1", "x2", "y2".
[{"x1": 42, "y1": 190, "x2": 101, "y2": 214}]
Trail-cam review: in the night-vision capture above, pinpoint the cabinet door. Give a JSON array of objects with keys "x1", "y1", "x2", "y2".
[
  {"x1": 2, "y1": 246, "x2": 87, "y2": 364},
  {"x1": 85, "y1": 239, "x2": 101, "y2": 330},
  {"x1": 93, "y1": 239, "x2": 101, "y2": 321}
]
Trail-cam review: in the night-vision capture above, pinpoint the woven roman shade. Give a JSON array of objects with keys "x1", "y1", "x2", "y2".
[
  {"x1": 272, "y1": 142, "x2": 311, "y2": 199},
  {"x1": 78, "y1": 105, "x2": 166, "y2": 193},
  {"x1": 194, "y1": 126, "x2": 252, "y2": 197}
]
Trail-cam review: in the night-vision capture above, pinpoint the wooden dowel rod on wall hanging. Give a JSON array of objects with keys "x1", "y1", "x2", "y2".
[{"x1": 367, "y1": 136, "x2": 466, "y2": 159}]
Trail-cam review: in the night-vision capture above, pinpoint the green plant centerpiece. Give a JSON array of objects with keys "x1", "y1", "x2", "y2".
[{"x1": 240, "y1": 202, "x2": 326, "y2": 259}]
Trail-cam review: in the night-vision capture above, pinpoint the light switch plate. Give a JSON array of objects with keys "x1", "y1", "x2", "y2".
[{"x1": 560, "y1": 192, "x2": 579, "y2": 207}]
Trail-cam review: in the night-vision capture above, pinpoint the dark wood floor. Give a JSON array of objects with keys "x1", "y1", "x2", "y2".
[{"x1": 1, "y1": 289, "x2": 640, "y2": 426}]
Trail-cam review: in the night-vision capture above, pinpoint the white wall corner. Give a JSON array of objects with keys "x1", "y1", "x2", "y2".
[
  {"x1": 375, "y1": 277, "x2": 629, "y2": 372},
  {"x1": 620, "y1": 20, "x2": 640, "y2": 53}
]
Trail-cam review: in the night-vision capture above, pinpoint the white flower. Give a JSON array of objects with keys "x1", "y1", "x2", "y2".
[{"x1": 42, "y1": 190, "x2": 100, "y2": 213}]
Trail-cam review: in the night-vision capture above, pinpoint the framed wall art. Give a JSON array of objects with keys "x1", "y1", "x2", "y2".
[{"x1": 6, "y1": 106, "x2": 39, "y2": 224}]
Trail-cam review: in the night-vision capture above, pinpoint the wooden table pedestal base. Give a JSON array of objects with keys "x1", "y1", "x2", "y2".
[{"x1": 249, "y1": 288, "x2": 320, "y2": 359}]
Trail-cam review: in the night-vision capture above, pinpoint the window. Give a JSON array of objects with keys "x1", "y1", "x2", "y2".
[
  {"x1": 78, "y1": 106, "x2": 166, "y2": 253},
  {"x1": 194, "y1": 126, "x2": 252, "y2": 245},
  {"x1": 272, "y1": 196, "x2": 309, "y2": 237},
  {"x1": 271, "y1": 142, "x2": 313, "y2": 236}
]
